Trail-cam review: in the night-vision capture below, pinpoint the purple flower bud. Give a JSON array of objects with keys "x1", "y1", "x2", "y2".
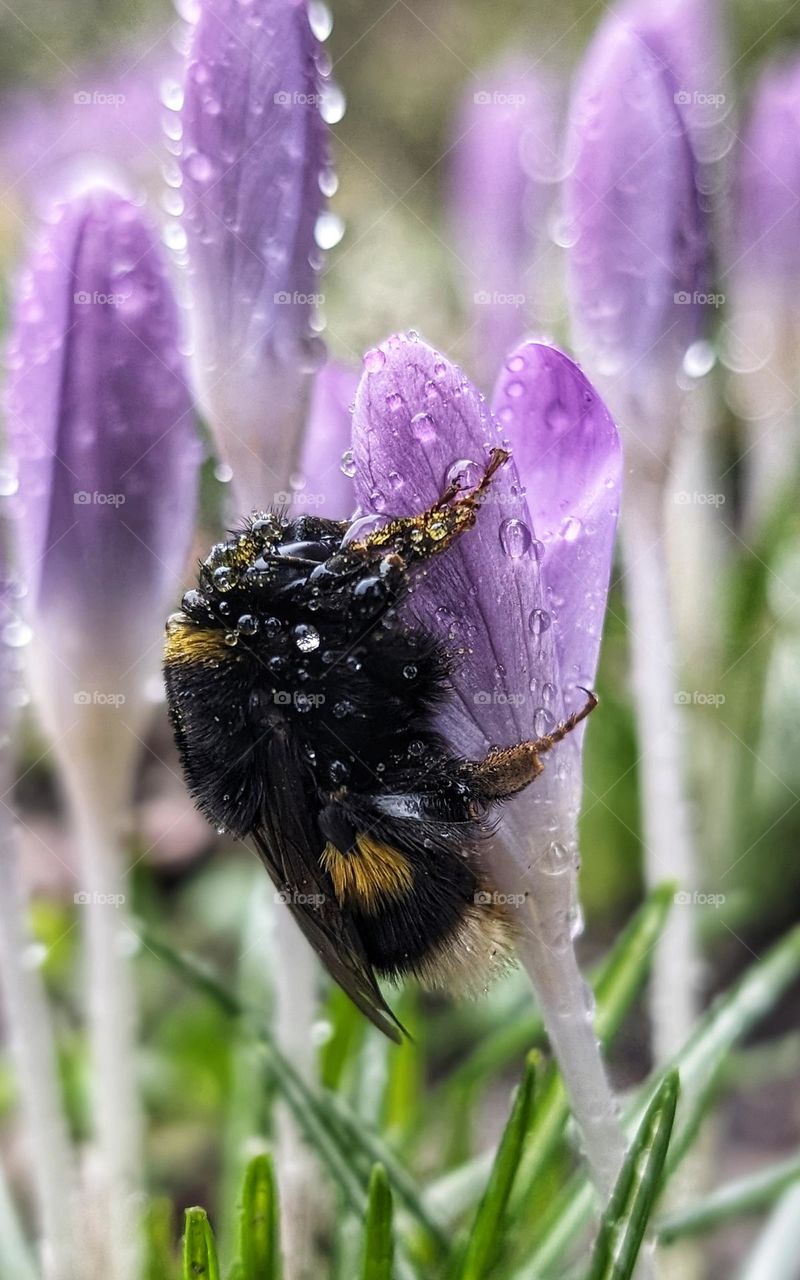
[
  {"x1": 448, "y1": 62, "x2": 562, "y2": 382},
  {"x1": 297, "y1": 360, "x2": 358, "y2": 518},
  {"x1": 351, "y1": 334, "x2": 620, "y2": 817},
  {"x1": 735, "y1": 59, "x2": 800, "y2": 300},
  {"x1": 564, "y1": 16, "x2": 709, "y2": 445},
  {"x1": 180, "y1": 0, "x2": 333, "y2": 514},
  {"x1": 4, "y1": 190, "x2": 200, "y2": 702}
]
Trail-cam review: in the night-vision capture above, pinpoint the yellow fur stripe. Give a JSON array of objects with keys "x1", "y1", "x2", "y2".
[
  {"x1": 322, "y1": 835, "x2": 413, "y2": 911},
  {"x1": 164, "y1": 618, "x2": 230, "y2": 665}
]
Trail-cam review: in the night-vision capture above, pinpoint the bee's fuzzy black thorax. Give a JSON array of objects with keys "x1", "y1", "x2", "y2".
[{"x1": 164, "y1": 453, "x2": 587, "y2": 1040}]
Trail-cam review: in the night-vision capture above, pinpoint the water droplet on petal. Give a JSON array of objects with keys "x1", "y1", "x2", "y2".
[
  {"x1": 411, "y1": 411, "x2": 436, "y2": 441},
  {"x1": 528, "y1": 608, "x2": 551, "y2": 636},
  {"x1": 340, "y1": 449, "x2": 356, "y2": 478},
  {"x1": 363, "y1": 347, "x2": 386, "y2": 372},
  {"x1": 499, "y1": 517, "x2": 532, "y2": 559}
]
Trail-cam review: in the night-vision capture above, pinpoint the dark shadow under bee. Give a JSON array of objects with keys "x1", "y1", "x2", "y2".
[{"x1": 163, "y1": 450, "x2": 596, "y2": 1040}]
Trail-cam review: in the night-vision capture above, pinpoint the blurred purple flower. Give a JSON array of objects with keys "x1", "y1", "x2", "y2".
[
  {"x1": 351, "y1": 332, "x2": 620, "y2": 827},
  {"x1": 4, "y1": 189, "x2": 200, "y2": 713},
  {"x1": 735, "y1": 59, "x2": 800, "y2": 300},
  {"x1": 448, "y1": 61, "x2": 563, "y2": 382},
  {"x1": 179, "y1": 0, "x2": 334, "y2": 515},
  {"x1": 564, "y1": 16, "x2": 709, "y2": 453},
  {"x1": 0, "y1": 42, "x2": 177, "y2": 206},
  {"x1": 298, "y1": 359, "x2": 358, "y2": 518}
]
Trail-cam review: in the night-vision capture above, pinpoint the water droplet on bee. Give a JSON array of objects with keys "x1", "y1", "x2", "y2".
[
  {"x1": 403, "y1": 664, "x2": 417, "y2": 680},
  {"x1": 294, "y1": 624, "x2": 320, "y2": 653},
  {"x1": 213, "y1": 566, "x2": 235, "y2": 592},
  {"x1": 237, "y1": 614, "x2": 258, "y2": 635}
]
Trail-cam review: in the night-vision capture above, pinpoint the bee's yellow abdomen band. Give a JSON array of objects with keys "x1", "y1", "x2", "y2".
[{"x1": 322, "y1": 835, "x2": 413, "y2": 911}]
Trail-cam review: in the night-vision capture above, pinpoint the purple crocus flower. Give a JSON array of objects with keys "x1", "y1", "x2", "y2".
[
  {"x1": 564, "y1": 15, "x2": 709, "y2": 457},
  {"x1": 352, "y1": 332, "x2": 626, "y2": 1191},
  {"x1": 5, "y1": 189, "x2": 200, "y2": 721},
  {"x1": 448, "y1": 61, "x2": 563, "y2": 383},
  {"x1": 179, "y1": 0, "x2": 333, "y2": 515},
  {"x1": 297, "y1": 359, "x2": 359, "y2": 517}
]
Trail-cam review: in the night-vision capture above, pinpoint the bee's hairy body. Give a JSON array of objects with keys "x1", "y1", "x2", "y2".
[{"x1": 164, "y1": 450, "x2": 595, "y2": 1040}]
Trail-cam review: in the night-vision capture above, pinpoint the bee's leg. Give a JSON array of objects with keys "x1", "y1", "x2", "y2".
[
  {"x1": 346, "y1": 447, "x2": 510, "y2": 566},
  {"x1": 462, "y1": 691, "x2": 598, "y2": 802}
]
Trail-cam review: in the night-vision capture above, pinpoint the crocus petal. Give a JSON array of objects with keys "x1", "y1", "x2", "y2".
[
  {"x1": 448, "y1": 61, "x2": 562, "y2": 382},
  {"x1": 297, "y1": 359, "x2": 358, "y2": 519},
  {"x1": 564, "y1": 18, "x2": 709, "y2": 448},
  {"x1": 492, "y1": 342, "x2": 622, "y2": 727},
  {"x1": 180, "y1": 0, "x2": 331, "y2": 514},
  {"x1": 351, "y1": 333, "x2": 559, "y2": 761},
  {"x1": 5, "y1": 190, "x2": 200, "y2": 689}
]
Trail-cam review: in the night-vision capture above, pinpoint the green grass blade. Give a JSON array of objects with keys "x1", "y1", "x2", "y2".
[
  {"x1": 183, "y1": 1208, "x2": 221, "y2": 1280},
  {"x1": 362, "y1": 1165, "x2": 394, "y2": 1280},
  {"x1": 587, "y1": 1070, "x2": 680, "y2": 1280},
  {"x1": 239, "y1": 1154, "x2": 281, "y2": 1279},
  {"x1": 520, "y1": 923, "x2": 800, "y2": 1276},
  {"x1": 657, "y1": 1151, "x2": 800, "y2": 1243},
  {"x1": 458, "y1": 1052, "x2": 539, "y2": 1280}
]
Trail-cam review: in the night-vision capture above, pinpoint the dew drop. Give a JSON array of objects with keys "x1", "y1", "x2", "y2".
[
  {"x1": 534, "y1": 706, "x2": 555, "y2": 736},
  {"x1": 314, "y1": 211, "x2": 344, "y2": 250},
  {"x1": 499, "y1": 517, "x2": 532, "y2": 559},
  {"x1": 528, "y1": 608, "x2": 551, "y2": 636},
  {"x1": 294, "y1": 623, "x2": 320, "y2": 653},
  {"x1": 446, "y1": 458, "x2": 482, "y2": 489},
  {"x1": 540, "y1": 841, "x2": 570, "y2": 876},
  {"x1": 363, "y1": 347, "x2": 386, "y2": 372},
  {"x1": 559, "y1": 516, "x2": 582, "y2": 542},
  {"x1": 410, "y1": 411, "x2": 436, "y2": 441},
  {"x1": 339, "y1": 448, "x2": 356, "y2": 478}
]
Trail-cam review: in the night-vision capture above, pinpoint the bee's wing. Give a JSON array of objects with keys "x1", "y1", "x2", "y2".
[{"x1": 252, "y1": 742, "x2": 404, "y2": 1043}]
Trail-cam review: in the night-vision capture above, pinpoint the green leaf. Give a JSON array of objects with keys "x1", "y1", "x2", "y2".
[
  {"x1": 458, "y1": 1052, "x2": 540, "y2": 1280},
  {"x1": 183, "y1": 1207, "x2": 221, "y2": 1280},
  {"x1": 239, "y1": 1154, "x2": 281, "y2": 1279},
  {"x1": 587, "y1": 1070, "x2": 680, "y2": 1280},
  {"x1": 362, "y1": 1165, "x2": 394, "y2": 1280},
  {"x1": 657, "y1": 1151, "x2": 800, "y2": 1243},
  {"x1": 521, "y1": 922, "x2": 800, "y2": 1276}
]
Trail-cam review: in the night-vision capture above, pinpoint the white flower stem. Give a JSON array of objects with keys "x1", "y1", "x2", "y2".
[
  {"x1": 59, "y1": 738, "x2": 142, "y2": 1280},
  {"x1": 498, "y1": 845, "x2": 626, "y2": 1196},
  {"x1": 0, "y1": 815, "x2": 79, "y2": 1280},
  {"x1": 622, "y1": 477, "x2": 699, "y2": 1064}
]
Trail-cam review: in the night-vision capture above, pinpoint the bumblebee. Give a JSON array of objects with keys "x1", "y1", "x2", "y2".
[{"x1": 163, "y1": 449, "x2": 594, "y2": 1040}]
